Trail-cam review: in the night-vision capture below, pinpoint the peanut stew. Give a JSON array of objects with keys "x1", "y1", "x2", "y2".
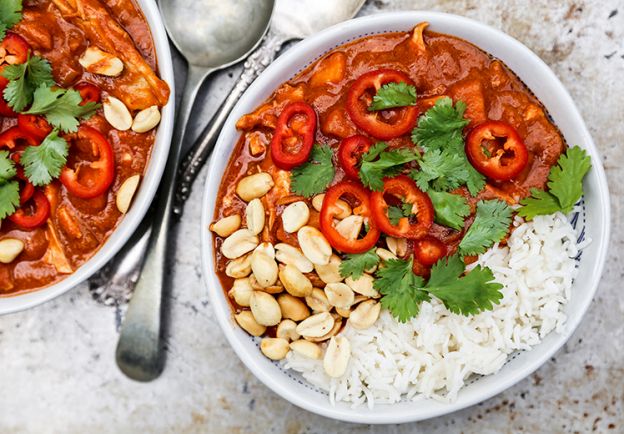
[
  {"x1": 211, "y1": 23, "x2": 588, "y2": 363},
  {"x1": 0, "y1": 0, "x2": 169, "y2": 295}
]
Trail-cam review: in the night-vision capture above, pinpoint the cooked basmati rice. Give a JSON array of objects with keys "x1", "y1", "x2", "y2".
[{"x1": 283, "y1": 212, "x2": 583, "y2": 407}]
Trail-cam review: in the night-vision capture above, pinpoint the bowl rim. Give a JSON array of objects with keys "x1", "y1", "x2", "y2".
[
  {"x1": 200, "y1": 10, "x2": 611, "y2": 424},
  {"x1": 0, "y1": 0, "x2": 175, "y2": 315}
]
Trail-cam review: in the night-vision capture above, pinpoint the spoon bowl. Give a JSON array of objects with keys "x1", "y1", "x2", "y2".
[{"x1": 160, "y1": 0, "x2": 274, "y2": 69}]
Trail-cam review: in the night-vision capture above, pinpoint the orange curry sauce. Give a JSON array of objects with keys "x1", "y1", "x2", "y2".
[
  {"x1": 0, "y1": 0, "x2": 169, "y2": 295},
  {"x1": 213, "y1": 26, "x2": 565, "y2": 308}
]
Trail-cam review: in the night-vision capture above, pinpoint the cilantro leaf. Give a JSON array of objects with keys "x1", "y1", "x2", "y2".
[
  {"x1": 411, "y1": 97, "x2": 469, "y2": 152},
  {"x1": 0, "y1": 0, "x2": 22, "y2": 41},
  {"x1": 459, "y1": 199, "x2": 513, "y2": 256},
  {"x1": 517, "y1": 188, "x2": 561, "y2": 220},
  {"x1": 428, "y1": 190, "x2": 470, "y2": 230},
  {"x1": 290, "y1": 144, "x2": 335, "y2": 197},
  {"x1": 368, "y1": 82, "x2": 417, "y2": 111},
  {"x1": 339, "y1": 248, "x2": 380, "y2": 280},
  {"x1": 463, "y1": 158, "x2": 486, "y2": 196},
  {"x1": 2, "y1": 55, "x2": 54, "y2": 112},
  {"x1": 425, "y1": 254, "x2": 503, "y2": 316},
  {"x1": 375, "y1": 258, "x2": 429, "y2": 322},
  {"x1": 518, "y1": 146, "x2": 592, "y2": 220},
  {"x1": 25, "y1": 86, "x2": 99, "y2": 132},
  {"x1": 410, "y1": 148, "x2": 468, "y2": 192},
  {"x1": 20, "y1": 129, "x2": 68, "y2": 186},
  {"x1": 0, "y1": 150, "x2": 17, "y2": 180},
  {"x1": 359, "y1": 146, "x2": 418, "y2": 191},
  {"x1": 0, "y1": 180, "x2": 20, "y2": 220},
  {"x1": 387, "y1": 202, "x2": 414, "y2": 225}
]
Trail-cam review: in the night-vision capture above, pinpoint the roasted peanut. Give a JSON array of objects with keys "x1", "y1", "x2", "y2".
[
  {"x1": 228, "y1": 278, "x2": 253, "y2": 307},
  {"x1": 236, "y1": 172, "x2": 274, "y2": 202},
  {"x1": 279, "y1": 264, "x2": 313, "y2": 297},
  {"x1": 0, "y1": 238, "x2": 24, "y2": 264},
  {"x1": 277, "y1": 293, "x2": 310, "y2": 321},
  {"x1": 376, "y1": 247, "x2": 397, "y2": 262},
  {"x1": 323, "y1": 336, "x2": 351, "y2": 378},
  {"x1": 235, "y1": 311, "x2": 266, "y2": 336},
  {"x1": 282, "y1": 201, "x2": 310, "y2": 233},
  {"x1": 245, "y1": 199, "x2": 265, "y2": 235},
  {"x1": 386, "y1": 236, "x2": 408, "y2": 257},
  {"x1": 345, "y1": 274, "x2": 378, "y2": 298},
  {"x1": 103, "y1": 96, "x2": 132, "y2": 131},
  {"x1": 250, "y1": 251, "x2": 278, "y2": 288},
  {"x1": 289, "y1": 340, "x2": 322, "y2": 359},
  {"x1": 314, "y1": 254, "x2": 343, "y2": 284},
  {"x1": 311, "y1": 194, "x2": 351, "y2": 218},
  {"x1": 296, "y1": 312, "x2": 334, "y2": 338},
  {"x1": 305, "y1": 315, "x2": 342, "y2": 343},
  {"x1": 324, "y1": 282, "x2": 355, "y2": 309},
  {"x1": 225, "y1": 254, "x2": 252, "y2": 278},
  {"x1": 116, "y1": 175, "x2": 140, "y2": 214},
  {"x1": 210, "y1": 215, "x2": 241, "y2": 237},
  {"x1": 79, "y1": 46, "x2": 124, "y2": 76},
  {"x1": 304, "y1": 288, "x2": 332, "y2": 313},
  {"x1": 221, "y1": 229, "x2": 258, "y2": 259},
  {"x1": 260, "y1": 338, "x2": 290, "y2": 360},
  {"x1": 131, "y1": 106, "x2": 161, "y2": 133},
  {"x1": 253, "y1": 242, "x2": 275, "y2": 259},
  {"x1": 298, "y1": 226, "x2": 332, "y2": 265},
  {"x1": 349, "y1": 300, "x2": 381, "y2": 330},
  {"x1": 249, "y1": 291, "x2": 282, "y2": 326},
  {"x1": 276, "y1": 319, "x2": 300, "y2": 341},
  {"x1": 335, "y1": 215, "x2": 363, "y2": 241},
  {"x1": 275, "y1": 243, "x2": 313, "y2": 273}
]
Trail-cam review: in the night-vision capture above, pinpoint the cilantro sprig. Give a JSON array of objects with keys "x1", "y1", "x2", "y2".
[
  {"x1": 368, "y1": 82, "x2": 417, "y2": 111},
  {"x1": 25, "y1": 85, "x2": 99, "y2": 133},
  {"x1": 358, "y1": 143, "x2": 418, "y2": 191},
  {"x1": 518, "y1": 147, "x2": 591, "y2": 220},
  {"x1": 0, "y1": 0, "x2": 22, "y2": 42},
  {"x1": 2, "y1": 55, "x2": 54, "y2": 112},
  {"x1": 0, "y1": 150, "x2": 19, "y2": 219},
  {"x1": 410, "y1": 97, "x2": 485, "y2": 195},
  {"x1": 375, "y1": 254, "x2": 503, "y2": 322},
  {"x1": 290, "y1": 144, "x2": 335, "y2": 197},
  {"x1": 20, "y1": 129, "x2": 68, "y2": 186},
  {"x1": 339, "y1": 248, "x2": 380, "y2": 280},
  {"x1": 387, "y1": 202, "x2": 413, "y2": 225},
  {"x1": 459, "y1": 199, "x2": 513, "y2": 256},
  {"x1": 428, "y1": 190, "x2": 470, "y2": 231}
]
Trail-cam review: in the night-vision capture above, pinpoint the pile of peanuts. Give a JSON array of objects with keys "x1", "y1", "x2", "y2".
[{"x1": 211, "y1": 171, "x2": 408, "y2": 378}]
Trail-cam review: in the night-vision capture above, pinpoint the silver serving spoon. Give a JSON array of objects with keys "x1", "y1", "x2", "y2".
[
  {"x1": 115, "y1": 0, "x2": 274, "y2": 382},
  {"x1": 173, "y1": 0, "x2": 366, "y2": 212}
]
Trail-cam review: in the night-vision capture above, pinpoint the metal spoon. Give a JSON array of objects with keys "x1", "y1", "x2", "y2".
[
  {"x1": 115, "y1": 0, "x2": 274, "y2": 382},
  {"x1": 173, "y1": 0, "x2": 366, "y2": 212}
]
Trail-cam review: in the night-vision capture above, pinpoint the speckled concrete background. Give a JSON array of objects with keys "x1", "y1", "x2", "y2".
[{"x1": 0, "y1": 0, "x2": 622, "y2": 433}]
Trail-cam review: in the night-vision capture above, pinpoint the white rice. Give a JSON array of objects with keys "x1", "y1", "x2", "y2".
[{"x1": 283, "y1": 212, "x2": 585, "y2": 407}]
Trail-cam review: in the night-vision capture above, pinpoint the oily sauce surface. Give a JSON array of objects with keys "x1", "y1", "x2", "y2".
[
  {"x1": 213, "y1": 29, "x2": 565, "y2": 304},
  {"x1": 0, "y1": 0, "x2": 165, "y2": 295}
]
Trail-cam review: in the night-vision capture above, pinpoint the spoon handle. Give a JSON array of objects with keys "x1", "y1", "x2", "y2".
[
  {"x1": 115, "y1": 64, "x2": 208, "y2": 381},
  {"x1": 173, "y1": 30, "x2": 284, "y2": 216}
]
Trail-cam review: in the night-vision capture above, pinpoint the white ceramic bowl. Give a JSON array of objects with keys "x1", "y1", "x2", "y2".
[
  {"x1": 201, "y1": 11, "x2": 610, "y2": 423},
  {"x1": 0, "y1": 0, "x2": 175, "y2": 315}
]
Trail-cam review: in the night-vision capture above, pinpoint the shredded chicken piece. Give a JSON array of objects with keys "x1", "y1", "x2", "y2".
[
  {"x1": 411, "y1": 22, "x2": 429, "y2": 53},
  {"x1": 51, "y1": 0, "x2": 170, "y2": 110},
  {"x1": 42, "y1": 184, "x2": 73, "y2": 274}
]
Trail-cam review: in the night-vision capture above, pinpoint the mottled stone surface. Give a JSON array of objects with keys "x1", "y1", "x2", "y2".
[{"x1": 1, "y1": 0, "x2": 622, "y2": 433}]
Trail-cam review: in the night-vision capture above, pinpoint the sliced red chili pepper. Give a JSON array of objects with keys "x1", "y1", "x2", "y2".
[
  {"x1": 270, "y1": 101, "x2": 316, "y2": 170},
  {"x1": 465, "y1": 120, "x2": 529, "y2": 181},
  {"x1": 16, "y1": 167, "x2": 35, "y2": 205},
  {"x1": 17, "y1": 114, "x2": 53, "y2": 141},
  {"x1": 74, "y1": 82, "x2": 102, "y2": 105},
  {"x1": 60, "y1": 126, "x2": 115, "y2": 199},
  {"x1": 337, "y1": 134, "x2": 372, "y2": 180},
  {"x1": 320, "y1": 181, "x2": 380, "y2": 254},
  {"x1": 0, "y1": 126, "x2": 40, "y2": 150},
  {"x1": 8, "y1": 190, "x2": 50, "y2": 229},
  {"x1": 0, "y1": 33, "x2": 31, "y2": 66},
  {"x1": 370, "y1": 175, "x2": 434, "y2": 239},
  {"x1": 0, "y1": 75, "x2": 16, "y2": 117},
  {"x1": 414, "y1": 236, "x2": 448, "y2": 267},
  {"x1": 345, "y1": 69, "x2": 418, "y2": 140}
]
